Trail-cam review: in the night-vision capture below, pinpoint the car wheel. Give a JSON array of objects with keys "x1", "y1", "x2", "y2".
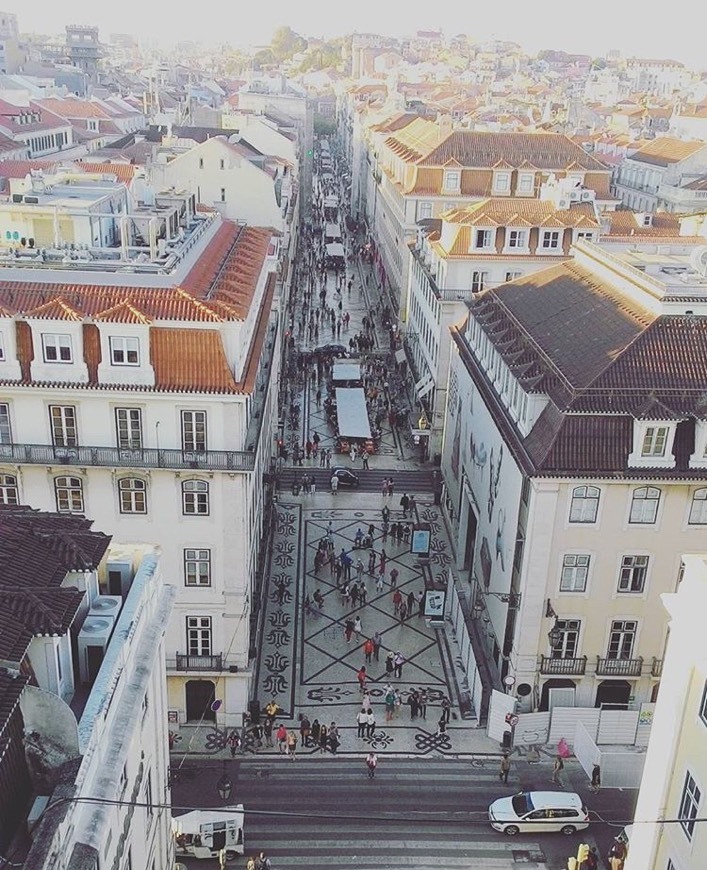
[
  {"x1": 561, "y1": 825, "x2": 577, "y2": 836},
  {"x1": 353, "y1": 479, "x2": 360, "y2": 487},
  {"x1": 504, "y1": 825, "x2": 520, "y2": 836}
]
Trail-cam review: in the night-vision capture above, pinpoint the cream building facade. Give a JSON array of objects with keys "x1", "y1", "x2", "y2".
[
  {"x1": 440, "y1": 241, "x2": 707, "y2": 720},
  {"x1": 624, "y1": 554, "x2": 707, "y2": 870},
  {"x1": 0, "y1": 174, "x2": 281, "y2": 730}
]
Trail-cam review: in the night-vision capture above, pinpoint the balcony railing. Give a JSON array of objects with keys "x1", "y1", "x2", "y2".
[
  {"x1": 175, "y1": 653, "x2": 223, "y2": 672},
  {"x1": 596, "y1": 656, "x2": 644, "y2": 677},
  {"x1": 539, "y1": 655, "x2": 587, "y2": 676},
  {"x1": 0, "y1": 443, "x2": 255, "y2": 472},
  {"x1": 651, "y1": 657, "x2": 663, "y2": 678}
]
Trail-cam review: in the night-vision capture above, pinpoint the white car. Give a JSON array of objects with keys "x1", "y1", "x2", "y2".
[{"x1": 489, "y1": 791, "x2": 589, "y2": 836}]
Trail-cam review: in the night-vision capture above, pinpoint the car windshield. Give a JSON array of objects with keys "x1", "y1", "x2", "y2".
[{"x1": 511, "y1": 793, "x2": 533, "y2": 815}]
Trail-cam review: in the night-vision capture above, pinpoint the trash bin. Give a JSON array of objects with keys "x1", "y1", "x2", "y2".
[
  {"x1": 501, "y1": 730, "x2": 512, "y2": 751},
  {"x1": 292, "y1": 482, "x2": 300, "y2": 495}
]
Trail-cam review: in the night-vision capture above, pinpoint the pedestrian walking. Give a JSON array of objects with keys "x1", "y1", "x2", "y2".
[
  {"x1": 406, "y1": 590, "x2": 416, "y2": 617},
  {"x1": 499, "y1": 753, "x2": 511, "y2": 783},
  {"x1": 300, "y1": 714, "x2": 311, "y2": 747},
  {"x1": 287, "y1": 730, "x2": 298, "y2": 761},
  {"x1": 394, "y1": 650, "x2": 405, "y2": 678},
  {"x1": 385, "y1": 651, "x2": 395, "y2": 677},
  {"x1": 389, "y1": 567, "x2": 399, "y2": 588},
  {"x1": 263, "y1": 717, "x2": 273, "y2": 747},
  {"x1": 357, "y1": 665, "x2": 367, "y2": 691},
  {"x1": 372, "y1": 631, "x2": 382, "y2": 661},
  {"x1": 384, "y1": 686, "x2": 396, "y2": 721},
  {"x1": 357, "y1": 707, "x2": 368, "y2": 737},
  {"x1": 375, "y1": 571, "x2": 384, "y2": 592},
  {"x1": 227, "y1": 730, "x2": 241, "y2": 757},
  {"x1": 418, "y1": 688, "x2": 428, "y2": 719},
  {"x1": 441, "y1": 696, "x2": 451, "y2": 724},
  {"x1": 330, "y1": 474, "x2": 339, "y2": 495},
  {"x1": 318, "y1": 723, "x2": 328, "y2": 753},
  {"x1": 436, "y1": 716, "x2": 448, "y2": 737},
  {"x1": 378, "y1": 549, "x2": 387, "y2": 576},
  {"x1": 363, "y1": 637, "x2": 374, "y2": 663},
  {"x1": 590, "y1": 763, "x2": 601, "y2": 793},
  {"x1": 551, "y1": 754, "x2": 565, "y2": 786},
  {"x1": 255, "y1": 852, "x2": 272, "y2": 870},
  {"x1": 362, "y1": 452, "x2": 369, "y2": 470},
  {"x1": 366, "y1": 707, "x2": 376, "y2": 737},
  {"x1": 277, "y1": 723, "x2": 288, "y2": 754},
  {"x1": 354, "y1": 615, "x2": 362, "y2": 638},
  {"x1": 393, "y1": 588, "x2": 402, "y2": 614},
  {"x1": 344, "y1": 617, "x2": 355, "y2": 643},
  {"x1": 359, "y1": 580, "x2": 367, "y2": 604},
  {"x1": 366, "y1": 752, "x2": 378, "y2": 778},
  {"x1": 607, "y1": 839, "x2": 627, "y2": 870},
  {"x1": 400, "y1": 493, "x2": 410, "y2": 517}
]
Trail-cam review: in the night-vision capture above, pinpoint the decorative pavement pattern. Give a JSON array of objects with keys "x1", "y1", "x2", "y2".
[{"x1": 251, "y1": 500, "x2": 466, "y2": 756}]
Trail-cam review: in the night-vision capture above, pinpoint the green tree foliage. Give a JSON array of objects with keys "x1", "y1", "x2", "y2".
[{"x1": 270, "y1": 26, "x2": 307, "y2": 61}]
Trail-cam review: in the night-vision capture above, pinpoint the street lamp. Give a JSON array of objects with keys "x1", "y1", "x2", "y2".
[{"x1": 548, "y1": 619, "x2": 562, "y2": 648}]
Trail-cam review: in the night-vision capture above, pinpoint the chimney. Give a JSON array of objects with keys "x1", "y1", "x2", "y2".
[{"x1": 437, "y1": 113, "x2": 453, "y2": 142}]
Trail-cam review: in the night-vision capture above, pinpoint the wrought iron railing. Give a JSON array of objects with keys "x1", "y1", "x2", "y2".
[
  {"x1": 174, "y1": 653, "x2": 223, "y2": 672},
  {"x1": 539, "y1": 655, "x2": 587, "y2": 676},
  {"x1": 596, "y1": 656, "x2": 643, "y2": 677}
]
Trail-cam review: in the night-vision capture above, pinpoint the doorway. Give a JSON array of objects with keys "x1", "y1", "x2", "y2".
[
  {"x1": 595, "y1": 680, "x2": 631, "y2": 708},
  {"x1": 539, "y1": 679, "x2": 576, "y2": 712},
  {"x1": 463, "y1": 506, "x2": 478, "y2": 572},
  {"x1": 185, "y1": 679, "x2": 216, "y2": 722}
]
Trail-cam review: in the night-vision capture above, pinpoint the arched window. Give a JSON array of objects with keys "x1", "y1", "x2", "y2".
[
  {"x1": 689, "y1": 488, "x2": 707, "y2": 525},
  {"x1": 118, "y1": 477, "x2": 147, "y2": 514},
  {"x1": 0, "y1": 473, "x2": 18, "y2": 505},
  {"x1": 55, "y1": 476, "x2": 83, "y2": 514},
  {"x1": 629, "y1": 486, "x2": 661, "y2": 524},
  {"x1": 182, "y1": 479, "x2": 209, "y2": 515},
  {"x1": 569, "y1": 485, "x2": 600, "y2": 523}
]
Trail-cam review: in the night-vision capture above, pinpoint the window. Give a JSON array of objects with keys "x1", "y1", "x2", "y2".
[
  {"x1": 629, "y1": 486, "x2": 660, "y2": 524},
  {"x1": 475, "y1": 229, "x2": 493, "y2": 249},
  {"x1": 569, "y1": 485, "x2": 600, "y2": 523},
  {"x1": 493, "y1": 171, "x2": 510, "y2": 193},
  {"x1": 550, "y1": 619, "x2": 581, "y2": 658},
  {"x1": 42, "y1": 334, "x2": 72, "y2": 363},
  {"x1": 220, "y1": 158, "x2": 225, "y2": 170},
  {"x1": 0, "y1": 403, "x2": 11, "y2": 443},
  {"x1": 576, "y1": 231, "x2": 595, "y2": 242},
  {"x1": 220, "y1": 187, "x2": 226, "y2": 202},
  {"x1": 187, "y1": 616, "x2": 212, "y2": 656},
  {"x1": 0, "y1": 333, "x2": 5, "y2": 360},
  {"x1": 471, "y1": 271, "x2": 488, "y2": 292},
  {"x1": 181, "y1": 410, "x2": 207, "y2": 451},
  {"x1": 443, "y1": 170, "x2": 460, "y2": 190},
  {"x1": 109, "y1": 336, "x2": 139, "y2": 366},
  {"x1": 699, "y1": 681, "x2": 707, "y2": 726},
  {"x1": 506, "y1": 229, "x2": 527, "y2": 249},
  {"x1": 678, "y1": 772, "x2": 701, "y2": 841},
  {"x1": 55, "y1": 476, "x2": 84, "y2": 513},
  {"x1": 198, "y1": 157, "x2": 204, "y2": 169},
  {"x1": 185, "y1": 548, "x2": 212, "y2": 586},
  {"x1": 642, "y1": 425, "x2": 669, "y2": 457},
  {"x1": 618, "y1": 555, "x2": 649, "y2": 593},
  {"x1": 418, "y1": 201, "x2": 433, "y2": 219},
  {"x1": 505, "y1": 271, "x2": 522, "y2": 281},
  {"x1": 49, "y1": 406, "x2": 78, "y2": 447},
  {"x1": 541, "y1": 230, "x2": 561, "y2": 249},
  {"x1": 0, "y1": 473, "x2": 18, "y2": 504},
  {"x1": 118, "y1": 478, "x2": 147, "y2": 514},
  {"x1": 517, "y1": 173, "x2": 534, "y2": 193},
  {"x1": 691, "y1": 489, "x2": 707, "y2": 525},
  {"x1": 115, "y1": 408, "x2": 143, "y2": 450},
  {"x1": 560, "y1": 554, "x2": 590, "y2": 592},
  {"x1": 607, "y1": 619, "x2": 637, "y2": 659},
  {"x1": 182, "y1": 480, "x2": 209, "y2": 515}
]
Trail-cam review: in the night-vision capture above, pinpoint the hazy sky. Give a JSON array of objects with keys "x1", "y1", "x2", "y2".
[{"x1": 6, "y1": 0, "x2": 704, "y2": 69}]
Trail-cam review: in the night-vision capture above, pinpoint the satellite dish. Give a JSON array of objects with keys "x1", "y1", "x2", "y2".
[{"x1": 689, "y1": 246, "x2": 707, "y2": 278}]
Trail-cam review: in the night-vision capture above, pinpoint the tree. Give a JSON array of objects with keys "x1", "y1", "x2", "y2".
[{"x1": 270, "y1": 26, "x2": 306, "y2": 62}]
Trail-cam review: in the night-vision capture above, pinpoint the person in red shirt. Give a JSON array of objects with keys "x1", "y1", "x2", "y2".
[{"x1": 357, "y1": 665, "x2": 367, "y2": 691}]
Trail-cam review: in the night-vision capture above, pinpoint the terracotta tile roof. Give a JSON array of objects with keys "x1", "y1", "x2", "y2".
[
  {"x1": 150, "y1": 327, "x2": 239, "y2": 393},
  {"x1": 76, "y1": 161, "x2": 137, "y2": 183},
  {"x1": 370, "y1": 113, "x2": 419, "y2": 134},
  {"x1": 604, "y1": 211, "x2": 684, "y2": 236},
  {"x1": 36, "y1": 97, "x2": 112, "y2": 120},
  {"x1": 0, "y1": 222, "x2": 273, "y2": 324},
  {"x1": 441, "y1": 199, "x2": 599, "y2": 229},
  {"x1": 417, "y1": 131, "x2": 609, "y2": 171},
  {"x1": 382, "y1": 118, "x2": 441, "y2": 162},
  {"x1": 630, "y1": 137, "x2": 706, "y2": 167}
]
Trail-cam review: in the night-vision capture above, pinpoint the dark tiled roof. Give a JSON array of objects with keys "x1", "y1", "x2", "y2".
[
  {"x1": 418, "y1": 131, "x2": 609, "y2": 171},
  {"x1": 473, "y1": 261, "x2": 655, "y2": 392},
  {"x1": 0, "y1": 505, "x2": 110, "y2": 661},
  {"x1": 524, "y1": 411, "x2": 633, "y2": 473}
]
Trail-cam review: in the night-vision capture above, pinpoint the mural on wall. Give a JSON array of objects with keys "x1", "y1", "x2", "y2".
[
  {"x1": 487, "y1": 445, "x2": 503, "y2": 521},
  {"x1": 450, "y1": 396, "x2": 462, "y2": 478},
  {"x1": 495, "y1": 508, "x2": 506, "y2": 572},
  {"x1": 480, "y1": 537, "x2": 492, "y2": 588}
]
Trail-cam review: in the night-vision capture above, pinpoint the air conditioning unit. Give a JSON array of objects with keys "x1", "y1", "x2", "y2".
[
  {"x1": 78, "y1": 616, "x2": 114, "y2": 683},
  {"x1": 580, "y1": 191, "x2": 592, "y2": 201},
  {"x1": 89, "y1": 595, "x2": 122, "y2": 623}
]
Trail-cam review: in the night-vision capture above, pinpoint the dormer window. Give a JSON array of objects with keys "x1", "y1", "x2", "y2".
[
  {"x1": 516, "y1": 173, "x2": 534, "y2": 194},
  {"x1": 109, "y1": 336, "x2": 139, "y2": 366},
  {"x1": 493, "y1": 171, "x2": 511, "y2": 194},
  {"x1": 505, "y1": 229, "x2": 528, "y2": 252},
  {"x1": 540, "y1": 230, "x2": 562, "y2": 250},
  {"x1": 474, "y1": 228, "x2": 495, "y2": 250},
  {"x1": 689, "y1": 421, "x2": 707, "y2": 469},
  {"x1": 87, "y1": 119, "x2": 99, "y2": 132},
  {"x1": 42, "y1": 334, "x2": 72, "y2": 363},
  {"x1": 629, "y1": 420, "x2": 677, "y2": 468},
  {"x1": 443, "y1": 170, "x2": 460, "y2": 192}
]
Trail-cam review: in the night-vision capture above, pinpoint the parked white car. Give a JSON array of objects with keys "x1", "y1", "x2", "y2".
[{"x1": 489, "y1": 791, "x2": 589, "y2": 836}]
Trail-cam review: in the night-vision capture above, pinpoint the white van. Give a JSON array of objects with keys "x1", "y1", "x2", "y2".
[
  {"x1": 172, "y1": 806, "x2": 244, "y2": 860},
  {"x1": 489, "y1": 791, "x2": 589, "y2": 836}
]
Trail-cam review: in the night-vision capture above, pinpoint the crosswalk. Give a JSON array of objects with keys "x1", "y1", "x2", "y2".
[{"x1": 236, "y1": 759, "x2": 548, "y2": 869}]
